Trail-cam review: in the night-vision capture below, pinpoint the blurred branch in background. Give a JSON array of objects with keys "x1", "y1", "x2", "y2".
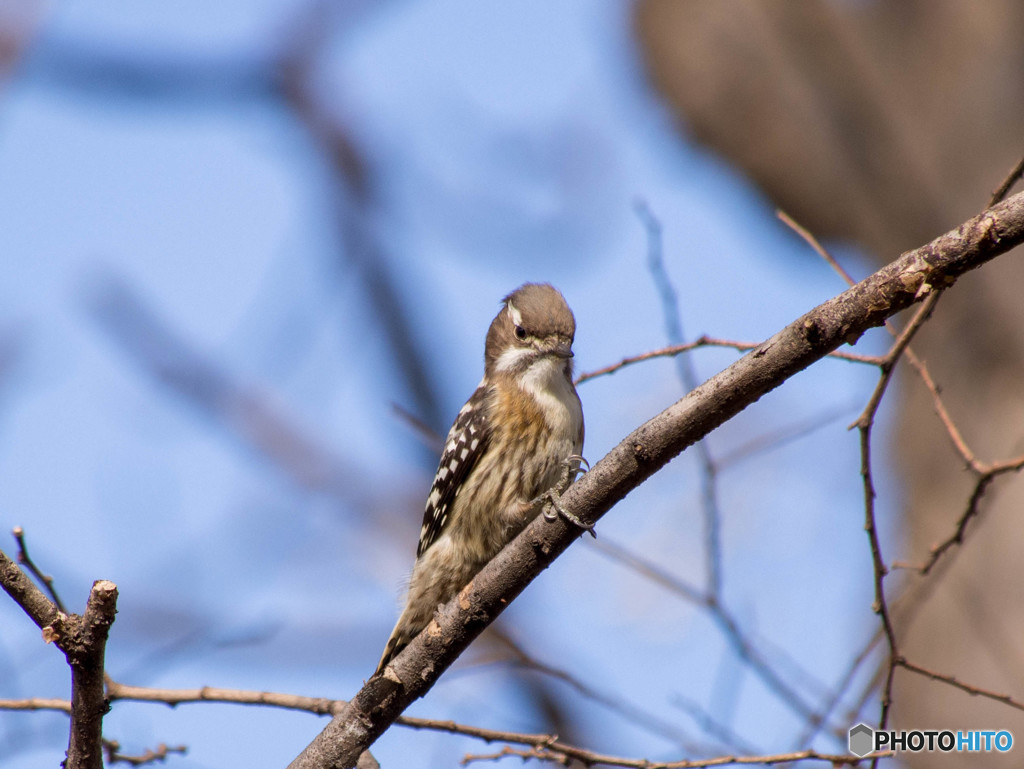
[
  {"x1": 86, "y1": 273, "x2": 372, "y2": 508},
  {"x1": 492, "y1": 632, "x2": 709, "y2": 755},
  {"x1": 587, "y1": 537, "x2": 827, "y2": 734},
  {"x1": 635, "y1": 200, "x2": 723, "y2": 602},
  {"x1": 26, "y1": 0, "x2": 444, "y2": 443},
  {"x1": 277, "y1": 1, "x2": 446, "y2": 438},
  {"x1": 0, "y1": 0, "x2": 45, "y2": 86}
]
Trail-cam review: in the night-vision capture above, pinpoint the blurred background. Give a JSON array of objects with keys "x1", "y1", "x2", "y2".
[{"x1": 2, "y1": 1, "x2": 1023, "y2": 767}]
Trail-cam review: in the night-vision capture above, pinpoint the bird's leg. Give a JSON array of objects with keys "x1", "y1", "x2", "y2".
[{"x1": 537, "y1": 455, "x2": 594, "y2": 536}]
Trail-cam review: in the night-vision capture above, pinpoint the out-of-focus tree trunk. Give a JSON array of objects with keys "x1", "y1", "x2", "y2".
[{"x1": 634, "y1": 1, "x2": 1024, "y2": 763}]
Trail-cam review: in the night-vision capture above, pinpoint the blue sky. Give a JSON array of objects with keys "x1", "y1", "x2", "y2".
[{"x1": 0, "y1": 2, "x2": 895, "y2": 767}]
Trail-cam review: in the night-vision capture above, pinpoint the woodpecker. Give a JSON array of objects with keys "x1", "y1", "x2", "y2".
[{"x1": 374, "y1": 282, "x2": 585, "y2": 677}]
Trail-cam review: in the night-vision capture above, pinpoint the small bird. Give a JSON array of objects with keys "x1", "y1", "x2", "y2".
[{"x1": 374, "y1": 283, "x2": 585, "y2": 677}]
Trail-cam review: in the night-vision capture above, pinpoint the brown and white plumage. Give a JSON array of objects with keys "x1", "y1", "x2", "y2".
[{"x1": 374, "y1": 283, "x2": 583, "y2": 676}]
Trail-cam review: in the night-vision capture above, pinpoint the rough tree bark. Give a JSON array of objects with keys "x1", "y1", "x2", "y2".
[{"x1": 0, "y1": 550, "x2": 118, "y2": 769}]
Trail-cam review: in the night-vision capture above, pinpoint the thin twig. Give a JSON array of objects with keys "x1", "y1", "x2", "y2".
[
  {"x1": 104, "y1": 681, "x2": 342, "y2": 716},
  {"x1": 777, "y1": 210, "x2": 857, "y2": 285},
  {"x1": 902, "y1": 351, "x2": 981, "y2": 470},
  {"x1": 12, "y1": 526, "x2": 67, "y2": 614},
  {"x1": 5, "y1": 686, "x2": 865, "y2": 769},
  {"x1": 857, "y1": 425, "x2": 895, "y2": 769},
  {"x1": 897, "y1": 658, "x2": 1024, "y2": 712},
  {"x1": 575, "y1": 338, "x2": 878, "y2": 385},
  {"x1": 636, "y1": 199, "x2": 723, "y2": 599},
  {"x1": 839, "y1": 550, "x2": 963, "y2": 736},
  {"x1": 989, "y1": 154, "x2": 1024, "y2": 207},
  {"x1": 0, "y1": 697, "x2": 73, "y2": 712},
  {"x1": 833, "y1": 254, "x2": 940, "y2": 769},
  {"x1": 849, "y1": 294, "x2": 940, "y2": 764},
  {"x1": 851, "y1": 292, "x2": 942, "y2": 431},
  {"x1": 461, "y1": 744, "x2": 887, "y2": 768},
  {"x1": 918, "y1": 454, "x2": 1024, "y2": 574},
  {"x1": 103, "y1": 740, "x2": 188, "y2": 767}
]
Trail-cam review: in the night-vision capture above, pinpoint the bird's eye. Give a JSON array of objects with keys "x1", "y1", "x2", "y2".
[{"x1": 514, "y1": 325, "x2": 527, "y2": 340}]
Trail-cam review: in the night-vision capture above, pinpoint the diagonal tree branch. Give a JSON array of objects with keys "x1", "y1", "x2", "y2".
[
  {"x1": 289, "y1": 192, "x2": 1024, "y2": 769},
  {"x1": 0, "y1": 540, "x2": 60, "y2": 630}
]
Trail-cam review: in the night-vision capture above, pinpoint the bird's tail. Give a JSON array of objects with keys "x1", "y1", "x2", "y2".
[{"x1": 373, "y1": 621, "x2": 412, "y2": 677}]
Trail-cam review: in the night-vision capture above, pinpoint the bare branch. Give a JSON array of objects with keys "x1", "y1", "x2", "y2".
[
  {"x1": 461, "y1": 744, "x2": 887, "y2": 768},
  {"x1": 12, "y1": 526, "x2": 67, "y2": 614},
  {"x1": 575, "y1": 337, "x2": 878, "y2": 386},
  {"x1": 777, "y1": 209, "x2": 857, "y2": 286},
  {"x1": 285, "y1": 192, "x2": 1024, "y2": 769},
  {"x1": 65, "y1": 580, "x2": 119, "y2": 769},
  {"x1": 903, "y1": 350, "x2": 982, "y2": 470},
  {"x1": 1, "y1": 546, "x2": 118, "y2": 769},
  {"x1": 103, "y1": 740, "x2": 187, "y2": 767},
  {"x1": 918, "y1": 453, "x2": 1024, "y2": 574},
  {"x1": 851, "y1": 291, "x2": 942, "y2": 432},
  {"x1": 104, "y1": 681, "x2": 342, "y2": 716},
  {"x1": 849, "y1": 291, "x2": 941, "y2": 766},
  {"x1": 0, "y1": 543, "x2": 60, "y2": 630},
  {"x1": 989, "y1": 154, "x2": 1024, "y2": 207},
  {"x1": 636, "y1": 199, "x2": 723, "y2": 599},
  {"x1": 897, "y1": 658, "x2": 1024, "y2": 713},
  {"x1": 0, "y1": 697, "x2": 73, "y2": 712}
]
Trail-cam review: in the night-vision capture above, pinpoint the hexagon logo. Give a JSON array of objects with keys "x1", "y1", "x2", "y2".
[{"x1": 848, "y1": 723, "x2": 874, "y2": 757}]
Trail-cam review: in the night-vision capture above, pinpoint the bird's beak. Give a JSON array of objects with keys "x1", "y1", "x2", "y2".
[{"x1": 551, "y1": 340, "x2": 574, "y2": 359}]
